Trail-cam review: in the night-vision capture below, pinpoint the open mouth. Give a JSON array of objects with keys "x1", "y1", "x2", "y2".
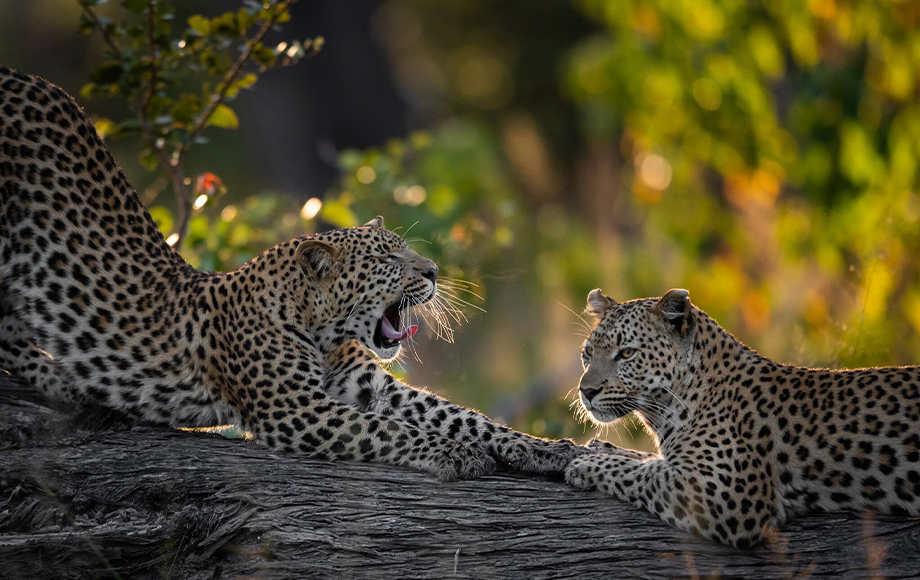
[{"x1": 373, "y1": 300, "x2": 419, "y2": 349}]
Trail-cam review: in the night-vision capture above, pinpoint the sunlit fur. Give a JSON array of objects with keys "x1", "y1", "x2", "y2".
[
  {"x1": 304, "y1": 224, "x2": 439, "y2": 361},
  {"x1": 0, "y1": 66, "x2": 578, "y2": 481},
  {"x1": 567, "y1": 287, "x2": 920, "y2": 548},
  {"x1": 577, "y1": 297, "x2": 691, "y2": 445}
]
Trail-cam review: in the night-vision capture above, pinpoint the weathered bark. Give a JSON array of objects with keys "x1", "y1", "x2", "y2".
[{"x1": 1, "y1": 374, "x2": 919, "y2": 579}]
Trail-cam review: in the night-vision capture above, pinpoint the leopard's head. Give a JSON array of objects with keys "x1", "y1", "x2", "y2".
[
  {"x1": 576, "y1": 288, "x2": 697, "y2": 431},
  {"x1": 295, "y1": 216, "x2": 439, "y2": 360}
]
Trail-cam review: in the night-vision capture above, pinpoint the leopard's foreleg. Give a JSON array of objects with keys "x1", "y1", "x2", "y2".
[
  {"x1": 324, "y1": 341, "x2": 577, "y2": 473},
  {"x1": 246, "y1": 382, "x2": 495, "y2": 481},
  {"x1": 565, "y1": 453, "x2": 774, "y2": 548}
]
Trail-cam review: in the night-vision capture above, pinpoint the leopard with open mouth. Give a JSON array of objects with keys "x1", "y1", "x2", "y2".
[{"x1": 0, "y1": 65, "x2": 576, "y2": 480}]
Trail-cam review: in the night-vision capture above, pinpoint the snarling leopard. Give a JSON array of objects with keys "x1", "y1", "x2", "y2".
[{"x1": 0, "y1": 65, "x2": 576, "y2": 480}]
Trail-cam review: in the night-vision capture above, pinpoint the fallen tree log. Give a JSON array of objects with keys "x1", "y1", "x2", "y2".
[{"x1": 1, "y1": 374, "x2": 919, "y2": 579}]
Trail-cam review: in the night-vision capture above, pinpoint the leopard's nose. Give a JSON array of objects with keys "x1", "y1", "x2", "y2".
[
  {"x1": 580, "y1": 385, "x2": 602, "y2": 402},
  {"x1": 421, "y1": 264, "x2": 438, "y2": 283}
]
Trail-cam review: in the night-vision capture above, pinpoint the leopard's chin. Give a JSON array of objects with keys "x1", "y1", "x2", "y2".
[
  {"x1": 369, "y1": 342, "x2": 401, "y2": 361},
  {"x1": 581, "y1": 400, "x2": 631, "y2": 425}
]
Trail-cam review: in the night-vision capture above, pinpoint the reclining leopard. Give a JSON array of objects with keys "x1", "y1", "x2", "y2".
[
  {"x1": 566, "y1": 287, "x2": 920, "y2": 547},
  {"x1": 0, "y1": 65, "x2": 576, "y2": 480}
]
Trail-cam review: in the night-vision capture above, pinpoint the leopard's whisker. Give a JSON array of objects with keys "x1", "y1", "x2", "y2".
[
  {"x1": 343, "y1": 297, "x2": 362, "y2": 327},
  {"x1": 400, "y1": 220, "x2": 420, "y2": 239},
  {"x1": 558, "y1": 301, "x2": 593, "y2": 334},
  {"x1": 660, "y1": 384, "x2": 689, "y2": 410},
  {"x1": 630, "y1": 396, "x2": 683, "y2": 434},
  {"x1": 437, "y1": 290, "x2": 486, "y2": 314},
  {"x1": 432, "y1": 293, "x2": 468, "y2": 326},
  {"x1": 420, "y1": 295, "x2": 456, "y2": 343},
  {"x1": 404, "y1": 237, "x2": 431, "y2": 246},
  {"x1": 402, "y1": 296, "x2": 423, "y2": 364},
  {"x1": 437, "y1": 276, "x2": 480, "y2": 287},
  {"x1": 424, "y1": 295, "x2": 452, "y2": 328},
  {"x1": 436, "y1": 282, "x2": 485, "y2": 302},
  {"x1": 439, "y1": 296, "x2": 469, "y2": 324}
]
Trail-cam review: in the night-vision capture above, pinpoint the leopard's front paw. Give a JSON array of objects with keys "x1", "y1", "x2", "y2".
[
  {"x1": 564, "y1": 456, "x2": 597, "y2": 491},
  {"x1": 430, "y1": 440, "x2": 496, "y2": 482},
  {"x1": 586, "y1": 438, "x2": 619, "y2": 454},
  {"x1": 495, "y1": 438, "x2": 579, "y2": 474}
]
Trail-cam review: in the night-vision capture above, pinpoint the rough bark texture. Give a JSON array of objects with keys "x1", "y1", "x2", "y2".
[{"x1": 2, "y1": 374, "x2": 919, "y2": 579}]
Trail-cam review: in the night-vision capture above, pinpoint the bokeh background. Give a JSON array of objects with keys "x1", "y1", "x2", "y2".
[{"x1": 3, "y1": 0, "x2": 920, "y2": 448}]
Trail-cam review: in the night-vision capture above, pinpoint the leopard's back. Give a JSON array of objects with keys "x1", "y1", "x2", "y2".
[
  {"x1": 0, "y1": 65, "x2": 187, "y2": 287},
  {"x1": 761, "y1": 363, "x2": 920, "y2": 517}
]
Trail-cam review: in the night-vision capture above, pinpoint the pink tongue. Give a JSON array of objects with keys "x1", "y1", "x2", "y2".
[{"x1": 381, "y1": 316, "x2": 418, "y2": 341}]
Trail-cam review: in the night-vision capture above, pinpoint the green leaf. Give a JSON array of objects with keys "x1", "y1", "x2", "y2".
[
  {"x1": 252, "y1": 43, "x2": 278, "y2": 67},
  {"x1": 236, "y1": 73, "x2": 257, "y2": 90},
  {"x1": 237, "y1": 8, "x2": 255, "y2": 35},
  {"x1": 200, "y1": 49, "x2": 232, "y2": 74},
  {"x1": 320, "y1": 199, "x2": 359, "y2": 228},
  {"x1": 170, "y1": 93, "x2": 201, "y2": 125},
  {"x1": 116, "y1": 118, "x2": 142, "y2": 133},
  {"x1": 263, "y1": 3, "x2": 292, "y2": 23},
  {"x1": 226, "y1": 73, "x2": 257, "y2": 98},
  {"x1": 148, "y1": 206, "x2": 173, "y2": 236},
  {"x1": 207, "y1": 105, "x2": 239, "y2": 129},
  {"x1": 210, "y1": 12, "x2": 240, "y2": 37},
  {"x1": 139, "y1": 148, "x2": 158, "y2": 171},
  {"x1": 187, "y1": 14, "x2": 210, "y2": 35},
  {"x1": 77, "y1": 15, "x2": 96, "y2": 35},
  {"x1": 93, "y1": 117, "x2": 118, "y2": 139}
]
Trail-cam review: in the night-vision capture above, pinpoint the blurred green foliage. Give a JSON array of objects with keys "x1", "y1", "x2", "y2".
[{"x1": 73, "y1": 0, "x2": 920, "y2": 448}]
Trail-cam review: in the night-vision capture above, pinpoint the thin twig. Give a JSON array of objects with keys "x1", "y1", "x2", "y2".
[
  {"x1": 180, "y1": 0, "x2": 297, "y2": 152},
  {"x1": 76, "y1": 2, "x2": 123, "y2": 60},
  {"x1": 133, "y1": 0, "x2": 190, "y2": 245},
  {"x1": 139, "y1": 0, "x2": 158, "y2": 115},
  {"x1": 171, "y1": 0, "x2": 297, "y2": 244}
]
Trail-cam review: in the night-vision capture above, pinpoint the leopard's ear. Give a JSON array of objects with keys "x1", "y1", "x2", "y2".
[
  {"x1": 586, "y1": 289, "x2": 616, "y2": 318},
  {"x1": 295, "y1": 239, "x2": 339, "y2": 280},
  {"x1": 364, "y1": 215, "x2": 385, "y2": 229},
  {"x1": 654, "y1": 288, "x2": 693, "y2": 337}
]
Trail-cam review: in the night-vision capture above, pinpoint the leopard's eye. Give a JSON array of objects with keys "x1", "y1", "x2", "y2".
[
  {"x1": 581, "y1": 343, "x2": 594, "y2": 363},
  {"x1": 384, "y1": 253, "x2": 401, "y2": 263},
  {"x1": 617, "y1": 347, "x2": 637, "y2": 360}
]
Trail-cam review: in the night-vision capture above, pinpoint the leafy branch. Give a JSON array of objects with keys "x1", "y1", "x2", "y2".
[{"x1": 76, "y1": 0, "x2": 323, "y2": 246}]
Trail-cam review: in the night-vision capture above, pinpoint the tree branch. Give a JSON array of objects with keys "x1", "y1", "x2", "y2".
[
  {"x1": 180, "y1": 0, "x2": 297, "y2": 152},
  {"x1": 133, "y1": 0, "x2": 190, "y2": 246},
  {"x1": 2, "y1": 374, "x2": 920, "y2": 578},
  {"x1": 76, "y1": 2, "x2": 123, "y2": 61},
  {"x1": 139, "y1": 0, "x2": 158, "y2": 115}
]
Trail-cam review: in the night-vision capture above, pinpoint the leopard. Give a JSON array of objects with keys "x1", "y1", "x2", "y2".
[
  {"x1": 564, "y1": 287, "x2": 920, "y2": 548},
  {"x1": 0, "y1": 65, "x2": 577, "y2": 481}
]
